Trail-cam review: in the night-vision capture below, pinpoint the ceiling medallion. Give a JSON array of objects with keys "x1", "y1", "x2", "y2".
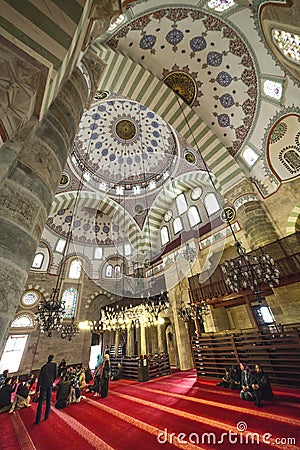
[
  {"x1": 163, "y1": 71, "x2": 197, "y2": 106},
  {"x1": 220, "y1": 206, "x2": 236, "y2": 222},
  {"x1": 59, "y1": 172, "x2": 70, "y2": 187},
  {"x1": 115, "y1": 119, "x2": 137, "y2": 141}
]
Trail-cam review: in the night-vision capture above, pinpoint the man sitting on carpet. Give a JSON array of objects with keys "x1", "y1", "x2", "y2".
[
  {"x1": 55, "y1": 375, "x2": 72, "y2": 409},
  {"x1": 0, "y1": 377, "x2": 18, "y2": 413},
  {"x1": 9, "y1": 381, "x2": 31, "y2": 413}
]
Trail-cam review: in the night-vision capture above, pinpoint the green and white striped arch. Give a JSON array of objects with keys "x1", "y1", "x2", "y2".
[
  {"x1": 92, "y1": 43, "x2": 243, "y2": 192},
  {"x1": 51, "y1": 170, "x2": 221, "y2": 253},
  {"x1": 286, "y1": 203, "x2": 300, "y2": 234}
]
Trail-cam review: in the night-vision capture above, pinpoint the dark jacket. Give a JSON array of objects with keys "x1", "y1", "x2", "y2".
[
  {"x1": 0, "y1": 384, "x2": 14, "y2": 409},
  {"x1": 37, "y1": 361, "x2": 57, "y2": 391},
  {"x1": 252, "y1": 371, "x2": 274, "y2": 400},
  {"x1": 16, "y1": 383, "x2": 29, "y2": 399},
  {"x1": 241, "y1": 368, "x2": 254, "y2": 390}
]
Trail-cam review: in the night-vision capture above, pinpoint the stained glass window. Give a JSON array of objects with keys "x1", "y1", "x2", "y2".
[
  {"x1": 21, "y1": 291, "x2": 39, "y2": 307},
  {"x1": 56, "y1": 239, "x2": 66, "y2": 253},
  {"x1": 62, "y1": 288, "x2": 77, "y2": 319},
  {"x1": 191, "y1": 187, "x2": 202, "y2": 200}
]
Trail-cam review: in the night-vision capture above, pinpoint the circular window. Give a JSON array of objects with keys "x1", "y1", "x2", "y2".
[
  {"x1": 164, "y1": 210, "x2": 173, "y2": 222},
  {"x1": 21, "y1": 291, "x2": 39, "y2": 307},
  {"x1": 191, "y1": 187, "x2": 202, "y2": 200},
  {"x1": 184, "y1": 151, "x2": 196, "y2": 164},
  {"x1": 59, "y1": 172, "x2": 70, "y2": 187}
]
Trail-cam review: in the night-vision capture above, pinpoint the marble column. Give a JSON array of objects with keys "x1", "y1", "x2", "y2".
[
  {"x1": 114, "y1": 331, "x2": 119, "y2": 356},
  {"x1": 0, "y1": 49, "x2": 106, "y2": 356}
]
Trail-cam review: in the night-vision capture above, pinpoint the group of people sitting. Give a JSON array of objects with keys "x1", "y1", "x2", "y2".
[
  {"x1": 54, "y1": 365, "x2": 89, "y2": 409},
  {"x1": 216, "y1": 362, "x2": 274, "y2": 407},
  {"x1": 0, "y1": 370, "x2": 36, "y2": 414}
]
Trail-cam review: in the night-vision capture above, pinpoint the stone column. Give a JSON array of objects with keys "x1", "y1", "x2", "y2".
[
  {"x1": 157, "y1": 323, "x2": 164, "y2": 353},
  {"x1": 140, "y1": 324, "x2": 147, "y2": 356},
  {"x1": 114, "y1": 330, "x2": 119, "y2": 356},
  {"x1": 225, "y1": 179, "x2": 278, "y2": 249},
  {"x1": 0, "y1": 49, "x2": 106, "y2": 356},
  {"x1": 126, "y1": 323, "x2": 133, "y2": 356}
]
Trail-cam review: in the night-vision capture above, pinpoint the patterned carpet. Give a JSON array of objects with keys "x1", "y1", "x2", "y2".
[{"x1": 1, "y1": 370, "x2": 299, "y2": 450}]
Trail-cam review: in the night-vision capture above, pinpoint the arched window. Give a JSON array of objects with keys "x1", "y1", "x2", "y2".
[
  {"x1": 56, "y1": 238, "x2": 66, "y2": 253},
  {"x1": 11, "y1": 314, "x2": 34, "y2": 328},
  {"x1": 69, "y1": 260, "x2": 82, "y2": 279},
  {"x1": 173, "y1": 217, "x2": 183, "y2": 234},
  {"x1": 188, "y1": 206, "x2": 202, "y2": 227},
  {"x1": 176, "y1": 193, "x2": 188, "y2": 215},
  {"x1": 283, "y1": 149, "x2": 300, "y2": 172},
  {"x1": 31, "y1": 253, "x2": 44, "y2": 269},
  {"x1": 161, "y1": 226, "x2": 170, "y2": 245},
  {"x1": 94, "y1": 247, "x2": 103, "y2": 259},
  {"x1": 114, "y1": 265, "x2": 121, "y2": 278},
  {"x1": 105, "y1": 264, "x2": 113, "y2": 278},
  {"x1": 204, "y1": 193, "x2": 220, "y2": 215},
  {"x1": 62, "y1": 288, "x2": 77, "y2": 319},
  {"x1": 124, "y1": 243, "x2": 132, "y2": 256}
]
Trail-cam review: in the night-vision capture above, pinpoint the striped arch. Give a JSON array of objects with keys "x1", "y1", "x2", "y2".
[
  {"x1": 91, "y1": 43, "x2": 243, "y2": 191},
  {"x1": 85, "y1": 289, "x2": 115, "y2": 312},
  {"x1": 286, "y1": 203, "x2": 300, "y2": 234},
  {"x1": 51, "y1": 190, "x2": 149, "y2": 251},
  {"x1": 139, "y1": 171, "x2": 221, "y2": 252}
]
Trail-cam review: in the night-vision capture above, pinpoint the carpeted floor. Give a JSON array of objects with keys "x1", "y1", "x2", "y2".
[{"x1": 0, "y1": 370, "x2": 299, "y2": 450}]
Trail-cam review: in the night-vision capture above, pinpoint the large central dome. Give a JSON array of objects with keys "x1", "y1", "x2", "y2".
[{"x1": 72, "y1": 97, "x2": 178, "y2": 194}]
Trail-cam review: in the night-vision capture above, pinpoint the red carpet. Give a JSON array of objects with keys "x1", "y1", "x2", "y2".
[{"x1": 0, "y1": 370, "x2": 299, "y2": 450}]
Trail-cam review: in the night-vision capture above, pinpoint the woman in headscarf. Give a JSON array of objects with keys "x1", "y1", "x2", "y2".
[
  {"x1": 251, "y1": 364, "x2": 274, "y2": 407},
  {"x1": 100, "y1": 354, "x2": 110, "y2": 399},
  {"x1": 93, "y1": 354, "x2": 103, "y2": 397}
]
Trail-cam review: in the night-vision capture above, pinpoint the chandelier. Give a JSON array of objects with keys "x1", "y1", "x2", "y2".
[
  {"x1": 221, "y1": 240, "x2": 280, "y2": 302},
  {"x1": 144, "y1": 292, "x2": 169, "y2": 320},
  {"x1": 177, "y1": 300, "x2": 209, "y2": 324},
  {"x1": 35, "y1": 287, "x2": 65, "y2": 337},
  {"x1": 61, "y1": 317, "x2": 79, "y2": 341}
]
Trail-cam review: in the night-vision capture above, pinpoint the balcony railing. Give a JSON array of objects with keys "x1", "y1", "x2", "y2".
[{"x1": 189, "y1": 232, "x2": 300, "y2": 303}]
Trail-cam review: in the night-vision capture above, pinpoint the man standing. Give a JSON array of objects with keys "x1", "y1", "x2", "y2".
[{"x1": 34, "y1": 355, "x2": 57, "y2": 424}]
